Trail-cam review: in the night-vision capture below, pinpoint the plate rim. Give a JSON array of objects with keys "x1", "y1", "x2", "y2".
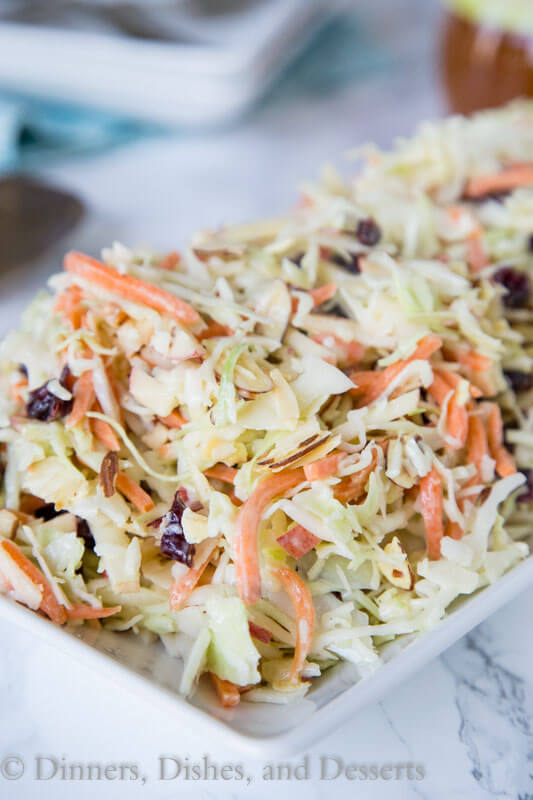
[{"x1": 1, "y1": 555, "x2": 532, "y2": 756}]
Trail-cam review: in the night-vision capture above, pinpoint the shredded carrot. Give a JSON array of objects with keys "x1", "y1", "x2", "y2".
[
  {"x1": 198, "y1": 321, "x2": 234, "y2": 340},
  {"x1": 54, "y1": 285, "x2": 84, "y2": 330},
  {"x1": 273, "y1": 567, "x2": 315, "y2": 684},
  {"x1": 433, "y1": 366, "x2": 482, "y2": 398},
  {"x1": 466, "y1": 230, "x2": 489, "y2": 272},
  {"x1": 304, "y1": 451, "x2": 342, "y2": 482},
  {"x1": 466, "y1": 414, "x2": 489, "y2": 485},
  {"x1": 66, "y1": 604, "x2": 121, "y2": 620},
  {"x1": 464, "y1": 163, "x2": 533, "y2": 198},
  {"x1": 204, "y1": 464, "x2": 238, "y2": 484},
  {"x1": 91, "y1": 416, "x2": 121, "y2": 451},
  {"x1": 115, "y1": 472, "x2": 154, "y2": 512},
  {"x1": 419, "y1": 466, "x2": 444, "y2": 560},
  {"x1": 169, "y1": 539, "x2": 219, "y2": 611},
  {"x1": 333, "y1": 450, "x2": 378, "y2": 504},
  {"x1": 309, "y1": 282, "x2": 337, "y2": 307},
  {"x1": 486, "y1": 404, "x2": 516, "y2": 478},
  {"x1": 8, "y1": 379, "x2": 28, "y2": 403},
  {"x1": 210, "y1": 674, "x2": 241, "y2": 708},
  {"x1": 350, "y1": 335, "x2": 442, "y2": 406},
  {"x1": 158, "y1": 251, "x2": 180, "y2": 270},
  {"x1": 0, "y1": 539, "x2": 67, "y2": 624},
  {"x1": 235, "y1": 469, "x2": 305, "y2": 605},
  {"x1": 311, "y1": 333, "x2": 365, "y2": 366},
  {"x1": 445, "y1": 519, "x2": 464, "y2": 541},
  {"x1": 66, "y1": 370, "x2": 95, "y2": 429},
  {"x1": 64, "y1": 251, "x2": 201, "y2": 325},
  {"x1": 454, "y1": 349, "x2": 492, "y2": 372},
  {"x1": 158, "y1": 410, "x2": 186, "y2": 429},
  {"x1": 428, "y1": 372, "x2": 468, "y2": 449}
]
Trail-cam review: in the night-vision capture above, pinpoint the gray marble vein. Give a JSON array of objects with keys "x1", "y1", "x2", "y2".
[{"x1": 442, "y1": 627, "x2": 533, "y2": 797}]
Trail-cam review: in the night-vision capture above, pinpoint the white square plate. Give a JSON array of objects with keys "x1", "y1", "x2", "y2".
[{"x1": 1, "y1": 552, "x2": 532, "y2": 756}]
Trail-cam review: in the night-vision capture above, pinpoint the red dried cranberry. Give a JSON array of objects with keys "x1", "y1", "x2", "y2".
[
  {"x1": 34, "y1": 503, "x2": 66, "y2": 521},
  {"x1": 356, "y1": 218, "x2": 381, "y2": 247},
  {"x1": 504, "y1": 370, "x2": 533, "y2": 393},
  {"x1": 26, "y1": 383, "x2": 73, "y2": 421},
  {"x1": 159, "y1": 492, "x2": 195, "y2": 566},
  {"x1": 76, "y1": 517, "x2": 95, "y2": 547},
  {"x1": 493, "y1": 267, "x2": 530, "y2": 309},
  {"x1": 330, "y1": 252, "x2": 361, "y2": 274}
]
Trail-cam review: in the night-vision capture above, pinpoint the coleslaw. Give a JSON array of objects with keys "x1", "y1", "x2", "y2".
[{"x1": 1, "y1": 101, "x2": 533, "y2": 706}]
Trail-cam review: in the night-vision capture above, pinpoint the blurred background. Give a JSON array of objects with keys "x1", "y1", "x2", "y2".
[{"x1": 0, "y1": 0, "x2": 532, "y2": 331}]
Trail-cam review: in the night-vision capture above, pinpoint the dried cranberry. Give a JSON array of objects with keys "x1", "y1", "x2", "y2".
[
  {"x1": 26, "y1": 384, "x2": 72, "y2": 421},
  {"x1": 493, "y1": 267, "x2": 530, "y2": 309},
  {"x1": 504, "y1": 370, "x2": 533, "y2": 393},
  {"x1": 518, "y1": 470, "x2": 533, "y2": 503},
  {"x1": 76, "y1": 517, "x2": 95, "y2": 548},
  {"x1": 34, "y1": 503, "x2": 66, "y2": 521},
  {"x1": 159, "y1": 492, "x2": 195, "y2": 566},
  {"x1": 330, "y1": 252, "x2": 361, "y2": 274},
  {"x1": 356, "y1": 218, "x2": 381, "y2": 247}
]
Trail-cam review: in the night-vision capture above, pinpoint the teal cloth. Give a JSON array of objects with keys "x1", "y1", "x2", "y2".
[{"x1": 0, "y1": 16, "x2": 389, "y2": 172}]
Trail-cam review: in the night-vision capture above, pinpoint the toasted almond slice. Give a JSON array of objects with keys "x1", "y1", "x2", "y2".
[{"x1": 378, "y1": 537, "x2": 414, "y2": 590}]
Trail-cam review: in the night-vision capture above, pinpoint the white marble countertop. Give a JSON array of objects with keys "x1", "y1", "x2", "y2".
[{"x1": 0, "y1": 2, "x2": 532, "y2": 797}]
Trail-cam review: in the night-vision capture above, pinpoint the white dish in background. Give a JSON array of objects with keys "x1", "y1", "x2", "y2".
[
  {"x1": 1, "y1": 553, "x2": 532, "y2": 756},
  {"x1": 0, "y1": 0, "x2": 332, "y2": 125}
]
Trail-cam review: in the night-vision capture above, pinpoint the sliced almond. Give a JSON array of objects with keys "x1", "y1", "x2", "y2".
[
  {"x1": 99, "y1": 451, "x2": 119, "y2": 498},
  {"x1": 378, "y1": 537, "x2": 414, "y2": 590},
  {"x1": 264, "y1": 434, "x2": 335, "y2": 472},
  {"x1": 193, "y1": 245, "x2": 246, "y2": 262},
  {"x1": 255, "y1": 280, "x2": 292, "y2": 342}
]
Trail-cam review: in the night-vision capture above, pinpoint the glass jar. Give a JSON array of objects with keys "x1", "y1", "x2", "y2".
[{"x1": 441, "y1": 1, "x2": 533, "y2": 114}]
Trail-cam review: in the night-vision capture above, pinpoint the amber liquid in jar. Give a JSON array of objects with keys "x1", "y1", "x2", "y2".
[{"x1": 441, "y1": 11, "x2": 533, "y2": 114}]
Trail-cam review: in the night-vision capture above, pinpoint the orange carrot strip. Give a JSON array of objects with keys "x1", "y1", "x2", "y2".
[
  {"x1": 169, "y1": 540, "x2": 219, "y2": 611},
  {"x1": 466, "y1": 230, "x2": 488, "y2": 272},
  {"x1": 158, "y1": 251, "x2": 180, "y2": 270},
  {"x1": 445, "y1": 519, "x2": 464, "y2": 541},
  {"x1": 311, "y1": 333, "x2": 365, "y2": 366},
  {"x1": 66, "y1": 604, "x2": 121, "y2": 620},
  {"x1": 235, "y1": 469, "x2": 305, "y2": 605},
  {"x1": 309, "y1": 282, "x2": 337, "y2": 307},
  {"x1": 433, "y1": 367, "x2": 482, "y2": 398},
  {"x1": 466, "y1": 414, "x2": 489, "y2": 485},
  {"x1": 486, "y1": 404, "x2": 516, "y2": 478},
  {"x1": 115, "y1": 473, "x2": 154, "y2": 512},
  {"x1": 350, "y1": 335, "x2": 442, "y2": 405},
  {"x1": 91, "y1": 417, "x2": 121, "y2": 451},
  {"x1": 455, "y1": 350, "x2": 492, "y2": 372},
  {"x1": 333, "y1": 450, "x2": 379, "y2": 504},
  {"x1": 66, "y1": 371, "x2": 95, "y2": 429},
  {"x1": 204, "y1": 464, "x2": 238, "y2": 484},
  {"x1": 273, "y1": 567, "x2": 315, "y2": 684},
  {"x1": 54, "y1": 285, "x2": 84, "y2": 330},
  {"x1": 303, "y1": 451, "x2": 342, "y2": 482},
  {"x1": 210, "y1": 674, "x2": 241, "y2": 708},
  {"x1": 464, "y1": 164, "x2": 533, "y2": 198},
  {"x1": 64, "y1": 251, "x2": 201, "y2": 325},
  {"x1": 158, "y1": 411, "x2": 186, "y2": 429},
  {"x1": 419, "y1": 466, "x2": 444, "y2": 560},
  {"x1": 8, "y1": 379, "x2": 28, "y2": 402},
  {"x1": 0, "y1": 539, "x2": 67, "y2": 624},
  {"x1": 198, "y1": 321, "x2": 234, "y2": 341},
  {"x1": 428, "y1": 373, "x2": 468, "y2": 449}
]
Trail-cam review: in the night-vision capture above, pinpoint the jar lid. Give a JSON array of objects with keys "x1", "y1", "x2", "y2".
[{"x1": 446, "y1": 0, "x2": 533, "y2": 36}]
